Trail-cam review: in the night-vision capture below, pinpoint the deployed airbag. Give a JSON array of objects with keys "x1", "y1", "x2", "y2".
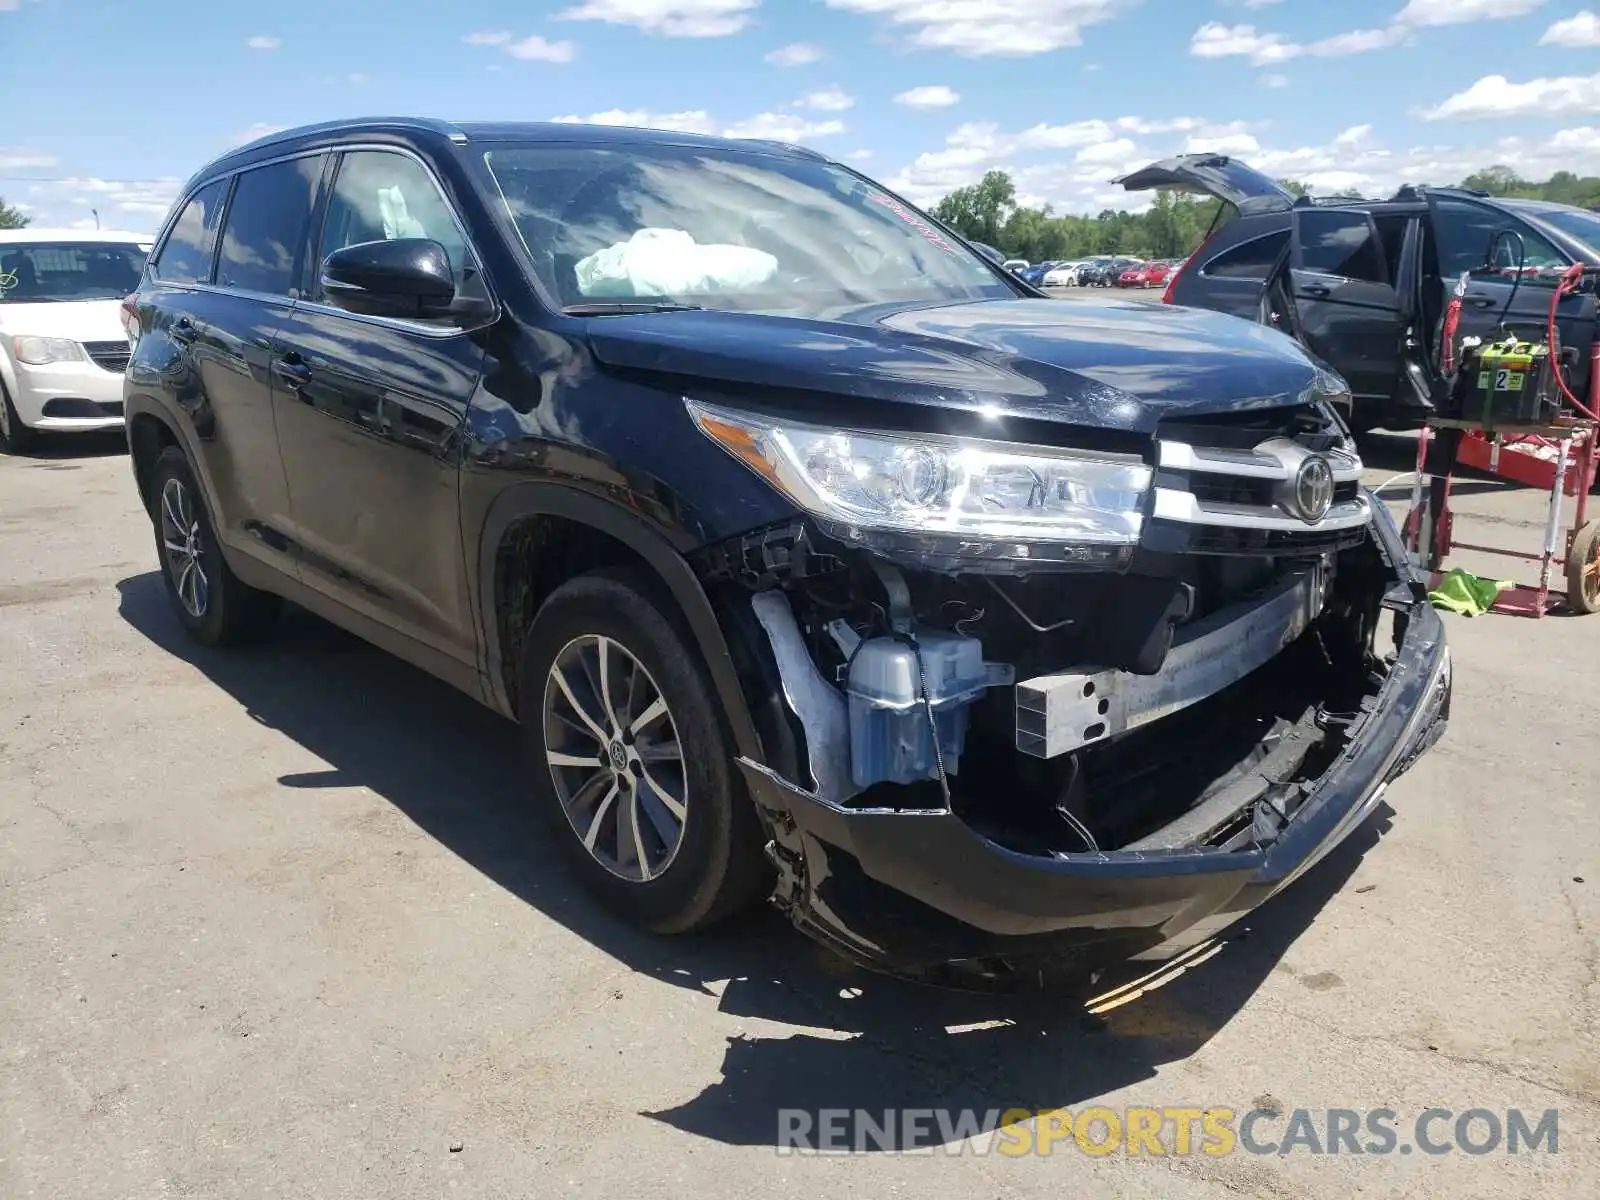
[{"x1": 575, "y1": 228, "x2": 778, "y2": 298}]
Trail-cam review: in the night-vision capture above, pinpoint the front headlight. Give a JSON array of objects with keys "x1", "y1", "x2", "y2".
[
  {"x1": 686, "y1": 399, "x2": 1153, "y2": 568},
  {"x1": 12, "y1": 336, "x2": 84, "y2": 365}
]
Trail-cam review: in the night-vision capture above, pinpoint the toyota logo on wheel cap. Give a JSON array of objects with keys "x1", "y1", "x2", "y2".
[{"x1": 1293, "y1": 455, "x2": 1335, "y2": 523}]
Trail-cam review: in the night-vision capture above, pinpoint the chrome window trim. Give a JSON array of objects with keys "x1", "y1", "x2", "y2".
[{"x1": 146, "y1": 142, "x2": 498, "y2": 339}]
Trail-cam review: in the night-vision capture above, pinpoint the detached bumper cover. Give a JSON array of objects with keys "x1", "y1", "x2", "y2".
[{"x1": 737, "y1": 552, "x2": 1450, "y2": 980}]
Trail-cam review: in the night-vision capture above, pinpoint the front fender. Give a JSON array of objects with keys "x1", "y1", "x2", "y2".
[{"x1": 473, "y1": 480, "x2": 763, "y2": 762}]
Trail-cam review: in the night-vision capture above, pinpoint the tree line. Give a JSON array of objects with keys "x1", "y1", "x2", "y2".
[{"x1": 929, "y1": 167, "x2": 1600, "y2": 264}]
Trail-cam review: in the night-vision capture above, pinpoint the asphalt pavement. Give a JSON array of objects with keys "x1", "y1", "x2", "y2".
[{"x1": 2, "y1": 393, "x2": 1597, "y2": 1197}]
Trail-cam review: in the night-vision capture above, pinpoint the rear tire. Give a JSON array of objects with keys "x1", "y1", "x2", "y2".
[
  {"x1": 519, "y1": 567, "x2": 771, "y2": 934},
  {"x1": 0, "y1": 380, "x2": 35, "y2": 454},
  {"x1": 149, "y1": 445, "x2": 281, "y2": 645}
]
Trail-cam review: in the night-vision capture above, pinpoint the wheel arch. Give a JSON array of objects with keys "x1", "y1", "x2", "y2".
[
  {"x1": 127, "y1": 407, "x2": 181, "y2": 516},
  {"x1": 477, "y1": 483, "x2": 763, "y2": 761}
]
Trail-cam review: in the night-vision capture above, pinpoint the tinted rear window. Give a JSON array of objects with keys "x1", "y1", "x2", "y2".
[
  {"x1": 1297, "y1": 211, "x2": 1384, "y2": 283},
  {"x1": 154, "y1": 179, "x2": 228, "y2": 284},
  {"x1": 216, "y1": 156, "x2": 323, "y2": 296},
  {"x1": 1202, "y1": 230, "x2": 1288, "y2": 280}
]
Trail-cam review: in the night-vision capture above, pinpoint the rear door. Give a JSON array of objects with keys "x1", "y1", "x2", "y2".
[
  {"x1": 1426, "y1": 195, "x2": 1596, "y2": 407},
  {"x1": 1114, "y1": 154, "x2": 1296, "y2": 216},
  {"x1": 1288, "y1": 208, "x2": 1403, "y2": 403},
  {"x1": 195, "y1": 152, "x2": 327, "y2": 573}
]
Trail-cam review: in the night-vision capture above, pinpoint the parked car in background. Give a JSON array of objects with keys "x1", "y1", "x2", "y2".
[
  {"x1": 121, "y1": 117, "x2": 1447, "y2": 990},
  {"x1": 1116, "y1": 153, "x2": 1600, "y2": 430},
  {"x1": 0, "y1": 229, "x2": 152, "y2": 452},
  {"x1": 1018, "y1": 260, "x2": 1059, "y2": 286},
  {"x1": 1142, "y1": 260, "x2": 1178, "y2": 289},
  {"x1": 1081, "y1": 257, "x2": 1141, "y2": 287},
  {"x1": 1117, "y1": 261, "x2": 1151, "y2": 287},
  {"x1": 1038, "y1": 260, "x2": 1084, "y2": 286},
  {"x1": 1002, "y1": 258, "x2": 1030, "y2": 274}
]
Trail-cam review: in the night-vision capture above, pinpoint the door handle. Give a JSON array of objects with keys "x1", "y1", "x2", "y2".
[
  {"x1": 272, "y1": 355, "x2": 313, "y2": 391},
  {"x1": 169, "y1": 317, "x2": 197, "y2": 345},
  {"x1": 1463, "y1": 295, "x2": 1498, "y2": 309},
  {"x1": 1301, "y1": 283, "x2": 1331, "y2": 298}
]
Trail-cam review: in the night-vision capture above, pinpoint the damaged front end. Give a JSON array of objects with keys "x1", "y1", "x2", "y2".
[{"x1": 688, "y1": 398, "x2": 1451, "y2": 990}]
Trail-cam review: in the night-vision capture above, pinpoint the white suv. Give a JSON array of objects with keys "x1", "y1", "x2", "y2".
[{"x1": 0, "y1": 228, "x2": 152, "y2": 452}]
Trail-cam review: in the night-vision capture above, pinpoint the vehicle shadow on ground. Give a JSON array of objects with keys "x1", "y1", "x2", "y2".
[
  {"x1": 117, "y1": 570, "x2": 1389, "y2": 1150},
  {"x1": 6, "y1": 430, "x2": 127, "y2": 461}
]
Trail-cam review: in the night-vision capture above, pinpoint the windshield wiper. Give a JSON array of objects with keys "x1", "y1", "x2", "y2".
[{"x1": 561, "y1": 301, "x2": 705, "y2": 316}]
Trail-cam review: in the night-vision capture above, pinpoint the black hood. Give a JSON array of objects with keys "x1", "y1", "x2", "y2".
[{"x1": 584, "y1": 297, "x2": 1335, "y2": 436}]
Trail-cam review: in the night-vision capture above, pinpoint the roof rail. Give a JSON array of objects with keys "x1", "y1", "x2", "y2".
[
  {"x1": 225, "y1": 116, "x2": 471, "y2": 158},
  {"x1": 731, "y1": 137, "x2": 828, "y2": 161}
]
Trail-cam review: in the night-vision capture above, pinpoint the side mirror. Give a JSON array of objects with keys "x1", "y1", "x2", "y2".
[{"x1": 321, "y1": 238, "x2": 457, "y2": 319}]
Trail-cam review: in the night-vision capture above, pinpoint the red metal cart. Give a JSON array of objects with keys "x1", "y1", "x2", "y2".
[{"x1": 1403, "y1": 416, "x2": 1599, "y2": 616}]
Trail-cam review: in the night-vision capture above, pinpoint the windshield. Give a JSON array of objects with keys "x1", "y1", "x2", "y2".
[
  {"x1": 1514, "y1": 204, "x2": 1600, "y2": 252},
  {"x1": 481, "y1": 143, "x2": 1015, "y2": 315},
  {"x1": 0, "y1": 242, "x2": 148, "y2": 303}
]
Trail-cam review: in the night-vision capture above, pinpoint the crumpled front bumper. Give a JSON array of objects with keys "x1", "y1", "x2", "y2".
[{"x1": 735, "y1": 517, "x2": 1451, "y2": 985}]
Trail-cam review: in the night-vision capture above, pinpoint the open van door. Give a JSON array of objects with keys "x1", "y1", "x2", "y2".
[{"x1": 1114, "y1": 154, "x2": 1296, "y2": 215}]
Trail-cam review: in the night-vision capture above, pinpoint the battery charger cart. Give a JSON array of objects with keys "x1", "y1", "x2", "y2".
[{"x1": 1403, "y1": 263, "x2": 1600, "y2": 617}]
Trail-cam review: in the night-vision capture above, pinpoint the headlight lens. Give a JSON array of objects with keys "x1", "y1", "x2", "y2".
[
  {"x1": 686, "y1": 399, "x2": 1152, "y2": 562},
  {"x1": 12, "y1": 336, "x2": 84, "y2": 365}
]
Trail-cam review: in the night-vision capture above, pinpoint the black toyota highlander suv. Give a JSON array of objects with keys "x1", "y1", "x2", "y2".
[{"x1": 123, "y1": 118, "x2": 1450, "y2": 989}]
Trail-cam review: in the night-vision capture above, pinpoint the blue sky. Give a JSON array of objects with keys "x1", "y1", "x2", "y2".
[{"x1": 3, "y1": 0, "x2": 1598, "y2": 233}]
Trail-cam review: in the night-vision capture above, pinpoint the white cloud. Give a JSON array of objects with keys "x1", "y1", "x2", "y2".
[
  {"x1": 1394, "y1": 0, "x2": 1546, "y2": 27},
  {"x1": 1190, "y1": 22, "x2": 1296, "y2": 63},
  {"x1": 722, "y1": 113, "x2": 846, "y2": 141},
  {"x1": 1333, "y1": 124, "x2": 1373, "y2": 146},
  {"x1": 557, "y1": 0, "x2": 757, "y2": 38},
  {"x1": 26, "y1": 176, "x2": 182, "y2": 225},
  {"x1": 232, "y1": 123, "x2": 286, "y2": 145},
  {"x1": 1423, "y1": 70, "x2": 1600, "y2": 119},
  {"x1": 0, "y1": 1, "x2": 20, "y2": 11},
  {"x1": 0, "y1": 148, "x2": 59, "y2": 170},
  {"x1": 246, "y1": 35, "x2": 280, "y2": 50},
  {"x1": 506, "y1": 36, "x2": 578, "y2": 61},
  {"x1": 348, "y1": 72, "x2": 368, "y2": 85},
  {"x1": 551, "y1": 109, "x2": 717, "y2": 134},
  {"x1": 1074, "y1": 137, "x2": 1138, "y2": 165},
  {"x1": 1190, "y1": 20, "x2": 1407, "y2": 65},
  {"x1": 1185, "y1": 131, "x2": 1262, "y2": 156},
  {"x1": 1241, "y1": 0, "x2": 1282, "y2": 6},
  {"x1": 794, "y1": 86, "x2": 854, "y2": 111},
  {"x1": 824, "y1": 0, "x2": 1124, "y2": 57},
  {"x1": 464, "y1": 31, "x2": 513, "y2": 44},
  {"x1": 1541, "y1": 10, "x2": 1600, "y2": 46},
  {"x1": 766, "y1": 41, "x2": 823, "y2": 65},
  {"x1": 1114, "y1": 116, "x2": 1205, "y2": 134},
  {"x1": 894, "y1": 85, "x2": 961, "y2": 108},
  {"x1": 1261, "y1": 72, "x2": 1289, "y2": 87}
]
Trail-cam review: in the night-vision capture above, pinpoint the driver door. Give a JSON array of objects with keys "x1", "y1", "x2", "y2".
[
  {"x1": 268, "y1": 148, "x2": 489, "y2": 682},
  {"x1": 1425, "y1": 195, "x2": 1597, "y2": 408},
  {"x1": 1287, "y1": 208, "x2": 1404, "y2": 405}
]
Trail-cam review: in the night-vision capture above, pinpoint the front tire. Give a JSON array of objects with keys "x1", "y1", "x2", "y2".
[
  {"x1": 0, "y1": 380, "x2": 35, "y2": 454},
  {"x1": 149, "y1": 445, "x2": 280, "y2": 645},
  {"x1": 519, "y1": 568, "x2": 770, "y2": 934}
]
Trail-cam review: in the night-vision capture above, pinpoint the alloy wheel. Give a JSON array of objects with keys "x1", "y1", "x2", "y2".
[
  {"x1": 542, "y1": 634, "x2": 688, "y2": 883},
  {"x1": 160, "y1": 477, "x2": 209, "y2": 618}
]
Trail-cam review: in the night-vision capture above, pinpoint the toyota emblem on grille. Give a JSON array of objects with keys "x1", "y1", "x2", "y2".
[{"x1": 1293, "y1": 455, "x2": 1335, "y2": 523}]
